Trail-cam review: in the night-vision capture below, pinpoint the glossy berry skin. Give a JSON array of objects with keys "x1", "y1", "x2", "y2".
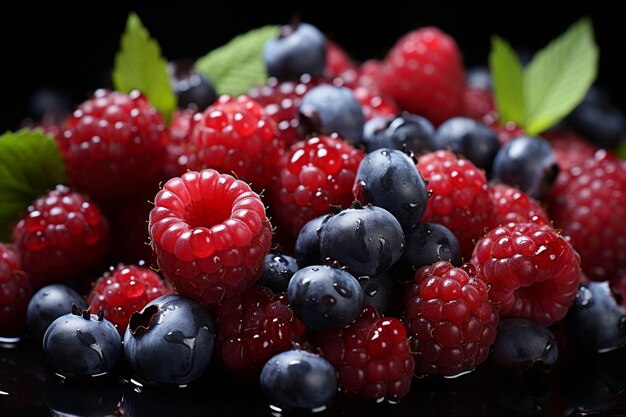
[
  {"x1": 403, "y1": 261, "x2": 498, "y2": 376},
  {"x1": 360, "y1": 272, "x2": 400, "y2": 315},
  {"x1": 434, "y1": 117, "x2": 500, "y2": 173},
  {"x1": 362, "y1": 114, "x2": 437, "y2": 154},
  {"x1": 288, "y1": 265, "x2": 364, "y2": 331},
  {"x1": 169, "y1": 61, "x2": 217, "y2": 111},
  {"x1": 491, "y1": 183, "x2": 550, "y2": 226},
  {"x1": 490, "y1": 318, "x2": 558, "y2": 375},
  {"x1": 58, "y1": 89, "x2": 168, "y2": 200},
  {"x1": 0, "y1": 243, "x2": 31, "y2": 338},
  {"x1": 353, "y1": 148, "x2": 429, "y2": 228},
  {"x1": 260, "y1": 350, "x2": 337, "y2": 412},
  {"x1": 44, "y1": 306, "x2": 122, "y2": 377},
  {"x1": 257, "y1": 253, "x2": 300, "y2": 293},
  {"x1": 565, "y1": 282, "x2": 626, "y2": 352},
  {"x1": 123, "y1": 294, "x2": 215, "y2": 386},
  {"x1": 212, "y1": 286, "x2": 305, "y2": 380},
  {"x1": 320, "y1": 203, "x2": 404, "y2": 277},
  {"x1": 274, "y1": 136, "x2": 364, "y2": 238},
  {"x1": 299, "y1": 85, "x2": 365, "y2": 143},
  {"x1": 26, "y1": 284, "x2": 87, "y2": 344},
  {"x1": 492, "y1": 136, "x2": 559, "y2": 200},
  {"x1": 263, "y1": 23, "x2": 326, "y2": 81},
  {"x1": 294, "y1": 214, "x2": 330, "y2": 268},
  {"x1": 472, "y1": 220, "x2": 581, "y2": 326},
  {"x1": 315, "y1": 305, "x2": 415, "y2": 401},
  {"x1": 12, "y1": 185, "x2": 110, "y2": 288},
  {"x1": 87, "y1": 265, "x2": 173, "y2": 336},
  {"x1": 379, "y1": 27, "x2": 465, "y2": 125},
  {"x1": 149, "y1": 169, "x2": 273, "y2": 306}
]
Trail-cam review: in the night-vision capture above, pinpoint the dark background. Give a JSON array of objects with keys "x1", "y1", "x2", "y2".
[{"x1": 1, "y1": 3, "x2": 624, "y2": 132}]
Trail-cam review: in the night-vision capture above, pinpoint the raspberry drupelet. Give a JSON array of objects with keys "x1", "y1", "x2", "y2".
[{"x1": 0, "y1": 243, "x2": 32, "y2": 338}]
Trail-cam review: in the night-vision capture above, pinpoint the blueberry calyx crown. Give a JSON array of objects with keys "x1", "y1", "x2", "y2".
[
  {"x1": 128, "y1": 304, "x2": 159, "y2": 336},
  {"x1": 71, "y1": 304, "x2": 104, "y2": 321}
]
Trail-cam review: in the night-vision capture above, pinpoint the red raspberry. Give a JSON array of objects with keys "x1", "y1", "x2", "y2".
[
  {"x1": 543, "y1": 129, "x2": 598, "y2": 172},
  {"x1": 0, "y1": 243, "x2": 32, "y2": 338},
  {"x1": 548, "y1": 150, "x2": 626, "y2": 281},
  {"x1": 471, "y1": 219, "x2": 581, "y2": 326},
  {"x1": 352, "y1": 86, "x2": 398, "y2": 121},
  {"x1": 58, "y1": 89, "x2": 168, "y2": 200},
  {"x1": 417, "y1": 150, "x2": 496, "y2": 259},
  {"x1": 403, "y1": 261, "x2": 498, "y2": 376},
  {"x1": 491, "y1": 183, "x2": 549, "y2": 226},
  {"x1": 274, "y1": 135, "x2": 365, "y2": 238},
  {"x1": 379, "y1": 27, "x2": 465, "y2": 125},
  {"x1": 357, "y1": 60, "x2": 384, "y2": 89},
  {"x1": 12, "y1": 185, "x2": 110, "y2": 289},
  {"x1": 164, "y1": 108, "x2": 201, "y2": 178},
  {"x1": 212, "y1": 286, "x2": 305, "y2": 381},
  {"x1": 87, "y1": 264, "x2": 173, "y2": 336},
  {"x1": 463, "y1": 86, "x2": 495, "y2": 121},
  {"x1": 487, "y1": 119, "x2": 526, "y2": 145},
  {"x1": 149, "y1": 169, "x2": 273, "y2": 306},
  {"x1": 325, "y1": 39, "x2": 356, "y2": 80},
  {"x1": 315, "y1": 305, "x2": 415, "y2": 401}
]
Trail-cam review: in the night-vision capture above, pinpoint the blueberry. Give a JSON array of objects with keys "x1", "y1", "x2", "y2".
[
  {"x1": 294, "y1": 214, "x2": 330, "y2": 268},
  {"x1": 299, "y1": 85, "x2": 364, "y2": 143},
  {"x1": 359, "y1": 272, "x2": 400, "y2": 315},
  {"x1": 26, "y1": 284, "x2": 88, "y2": 345},
  {"x1": 490, "y1": 318, "x2": 558, "y2": 375},
  {"x1": 169, "y1": 60, "x2": 217, "y2": 111},
  {"x1": 434, "y1": 117, "x2": 500, "y2": 173},
  {"x1": 491, "y1": 136, "x2": 558, "y2": 199},
  {"x1": 42, "y1": 375, "x2": 123, "y2": 417},
  {"x1": 466, "y1": 66, "x2": 492, "y2": 90},
  {"x1": 26, "y1": 88, "x2": 72, "y2": 123},
  {"x1": 260, "y1": 350, "x2": 337, "y2": 412},
  {"x1": 123, "y1": 294, "x2": 215, "y2": 386},
  {"x1": 353, "y1": 148, "x2": 428, "y2": 228},
  {"x1": 362, "y1": 114, "x2": 436, "y2": 154},
  {"x1": 263, "y1": 23, "x2": 326, "y2": 81},
  {"x1": 43, "y1": 305, "x2": 122, "y2": 378},
  {"x1": 320, "y1": 203, "x2": 404, "y2": 277},
  {"x1": 257, "y1": 252, "x2": 300, "y2": 293},
  {"x1": 287, "y1": 265, "x2": 363, "y2": 331},
  {"x1": 564, "y1": 282, "x2": 626, "y2": 352}
]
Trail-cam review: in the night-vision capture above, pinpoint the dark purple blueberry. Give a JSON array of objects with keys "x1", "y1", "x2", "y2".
[
  {"x1": 257, "y1": 252, "x2": 300, "y2": 293},
  {"x1": 42, "y1": 375, "x2": 123, "y2": 417},
  {"x1": 294, "y1": 214, "x2": 330, "y2": 268},
  {"x1": 490, "y1": 318, "x2": 558, "y2": 375},
  {"x1": 491, "y1": 136, "x2": 558, "y2": 199},
  {"x1": 359, "y1": 272, "x2": 400, "y2": 315},
  {"x1": 299, "y1": 85, "x2": 364, "y2": 142},
  {"x1": 43, "y1": 305, "x2": 122, "y2": 378},
  {"x1": 287, "y1": 265, "x2": 363, "y2": 331},
  {"x1": 260, "y1": 350, "x2": 337, "y2": 412},
  {"x1": 320, "y1": 203, "x2": 404, "y2": 277},
  {"x1": 123, "y1": 294, "x2": 215, "y2": 386},
  {"x1": 434, "y1": 117, "x2": 500, "y2": 173},
  {"x1": 353, "y1": 148, "x2": 428, "y2": 228},
  {"x1": 169, "y1": 60, "x2": 217, "y2": 111},
  {"x1": 466, "y1": 66, "x2": 492, "y2": 90},
  {"x1": 26, "y1": 284, "x2": 88, "y2": 345},
  {"x1": 361, "y1": 114, "x2": 436, "y2": 154},
  {"x1": 263, "y1": 23, "x2": 326, "y2": 81},
  {"x1": 564, "y1": 282, "x2": 626, "y2": 352},
  {"x1": 26, "y1": 88, "x2": 72, "y2": 123}
]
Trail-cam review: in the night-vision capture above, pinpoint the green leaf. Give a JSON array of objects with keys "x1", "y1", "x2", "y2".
[
  {"x1": 489, "y1": 36, "x2": 525, "y2": 125},
  {"x1": 0, "y1": 129, "x2": 67, "y2": 241},
  {"x1": 523, "y1": 18, "x2": 598, "y2": 135},
  {"x1": 616, "y1": 140, "x2": 626, "y2": 160},
  {"x1": 112, "y1": 12, "x2": 176, "y2": 123},
  {"x1": 196, "y1": 25, "x2": 279, "y2": 96}
]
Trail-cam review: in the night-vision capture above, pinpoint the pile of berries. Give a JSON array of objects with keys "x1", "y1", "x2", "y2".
[{"x1": 2, "y1": 16, "x2": 626, "y2": 416}]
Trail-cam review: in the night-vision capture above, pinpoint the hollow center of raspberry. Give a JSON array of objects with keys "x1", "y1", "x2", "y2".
[{"x1": 185, "y1": 201, "x2": 230, "y2": 229}]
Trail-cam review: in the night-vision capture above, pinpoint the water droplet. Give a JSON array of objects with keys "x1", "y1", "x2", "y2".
[
  {"x1": 366, "y1": 284, "x2": 380, "y2": 297},
  {"x1": 577, "y1": 286, "x2": 593, "y2": 307},
  {"x1": 333, "y1": 282, "x2": 353, "y2": 298}
]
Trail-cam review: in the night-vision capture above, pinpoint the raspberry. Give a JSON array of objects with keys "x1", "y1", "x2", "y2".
[
  {"x1": 164, "y1": 108, "x2": 201, "y2": 178},
  {"x1": 58, "y1": 89, "x2": 168, "y2": 200},
  {"x1": 315, "y1": 305, "x2": 415, "y2": 401},
  {"x1": 543, "y1": 129, "x2": 598, "y2": 172},
  {"x1": 403, "y1": 261, "x2": 498, "y2": 376},
  {"x1": 471, "y1": 219, "x2": 581, "y2": 326},
  {"x1": 0, "y1": 243, "x2": 32, "y2": 338},
  {"x1": 417, "y1": 150, "x2": 496, "y2": 258},
  {"x1": 324, "y1": 39, "x2": 356, "y2": 79},
  {"x1": 273, "y1": 135, "x2": 365, "y2": 238},
  {"x1": 149, "y1": 169, "x2": 273, "y2": 306},
  {"x1": 487, "y1": 120, "x2": 526, "y2": 145},
  {"x1": 463, "y1": 86, "x2": 495, "y2": 121},
  {"x1": 491, "y1": 183, "x2": 549, "y2": 226},
  {"x1": 548, "y1": 150, "x2": 626, "y2": 281},
  {"x1": 352, "y1": 86, "x2": 398, "y2": 121},
  {"x1": 379, "y1": 27, "x2": 465, "y2": 125},
  {"x1": 87, "y1": 264, "x2": 173, "y2": 336},
  {"x1": 12, "y1": 185, "x2": 110, "y2": 289},
  {"x1": 212, "y1": 286, "x2": 305, "y2": 381}
]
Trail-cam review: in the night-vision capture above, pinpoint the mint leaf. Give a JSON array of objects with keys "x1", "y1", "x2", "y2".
[
  {"x1": 196, "y1": 26, "x2": 279, "y2": 96},
  {"x1": 489, "y1": 36, "x2": 525, "y2": 125},
  {"x1": 523, "y1": 18, "x2": 598, "y2": 135},
  {"x1": 617, "y1": 141, "x2": 626, "y2": 160},
  {"x1": 112, "y1": 12, "x2": 176, "y2": 123},
  {"x1": 0, "y1": 130, "x2": 67, "y2": 241}
]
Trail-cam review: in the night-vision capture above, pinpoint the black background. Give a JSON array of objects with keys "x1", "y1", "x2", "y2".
[{"x1": 1, "y1": 3, "x2": 625, "y2": 131}]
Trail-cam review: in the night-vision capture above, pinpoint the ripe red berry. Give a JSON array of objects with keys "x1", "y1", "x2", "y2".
[
  {"x1": 0, "y1": 243, "x2": 32, "y2": 338},
  {"x1": 403, "y1": 261, "x2": 498, "y2": 376},
  {"x1": 352, "y1": 86, "x2": 398, "y2": 121},
  {"x1": 164, "y1": 108, "x2": 202, "y2": 178},
  {"x1": 491, "y1": 183, "x2": 549, "y2": 226},
  {"x1": 463, "y1": 86, "x2": 495, "y2": 121},
  {"x1": 324, "y1": 39, "x2": 356, "y2": 79},
  {"x1": 543, "y1": 129, "x2": 598, "y2": 172},
  {"x1": 12, "y1": 185, "x2": 110, "y2": 288},
  {"x1": 149, "y1": 169, "x2": 273, "y2": 306}
]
